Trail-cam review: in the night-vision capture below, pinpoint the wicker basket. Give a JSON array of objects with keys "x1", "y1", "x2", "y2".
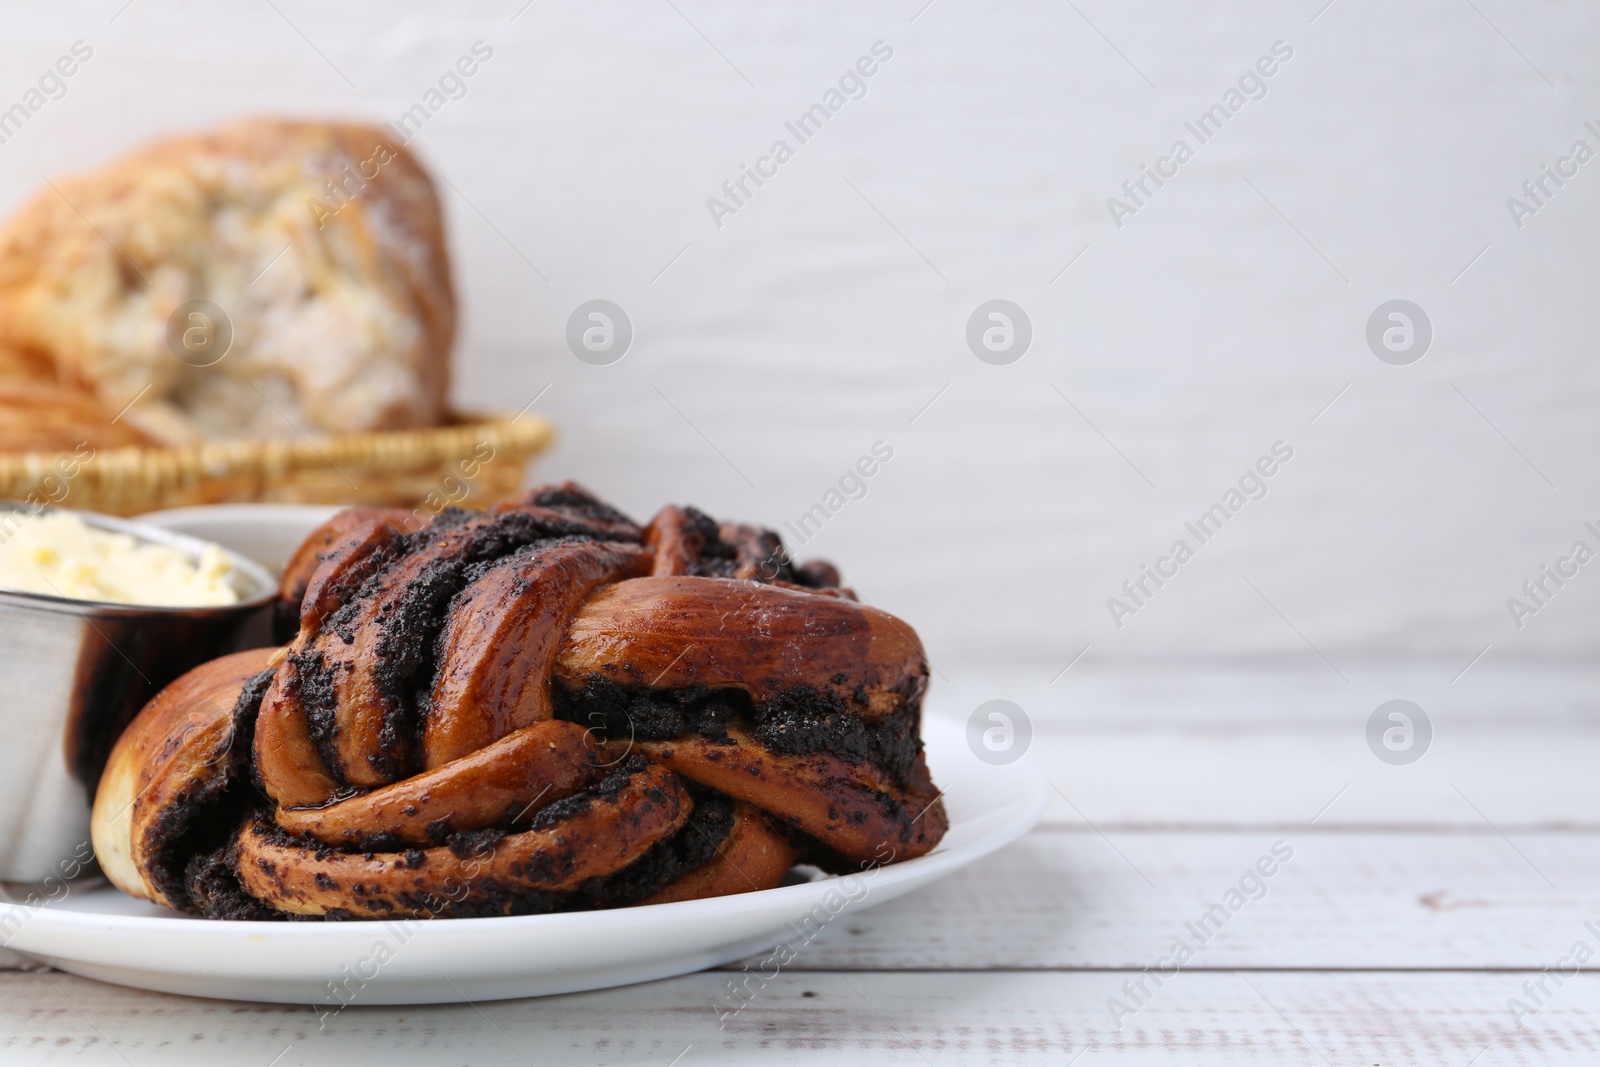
[{"x1": 0, "y1": 413, "x2": 554, "y2": 517}]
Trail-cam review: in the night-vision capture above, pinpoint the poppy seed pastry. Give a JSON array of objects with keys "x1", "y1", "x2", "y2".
[
  {"x1": 91, "y1": 484, "x2": 947, "y2": 919},
  {"x1": 0, "y1": 118, "x2": 454, "y2": 444}
]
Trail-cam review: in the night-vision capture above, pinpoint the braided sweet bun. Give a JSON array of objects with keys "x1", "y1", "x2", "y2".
[{"x1": 91, "y1": 484, "x2": 946, "y2": 920}]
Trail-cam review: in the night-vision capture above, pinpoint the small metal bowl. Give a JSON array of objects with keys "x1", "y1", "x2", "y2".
[{"x1": 0, "y1": 503, "x2": 276, "y2": 882}]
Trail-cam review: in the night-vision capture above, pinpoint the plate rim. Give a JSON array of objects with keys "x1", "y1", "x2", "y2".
[{"x1": 1, "y1": 716, "x2": 1047, "y2": 952}]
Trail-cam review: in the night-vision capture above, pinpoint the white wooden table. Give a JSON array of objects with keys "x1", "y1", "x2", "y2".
[{"x1": 3, "y1": 664, "x2": 1594, "y2": 1065}]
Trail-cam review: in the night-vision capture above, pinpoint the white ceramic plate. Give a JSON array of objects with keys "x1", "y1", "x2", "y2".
[
  {"x1": 135, "y1": 502, "x2": 344, "y2": 572},
  {"x1": 0, "y1": 713, "x2": 1045, "y2": 1005}
]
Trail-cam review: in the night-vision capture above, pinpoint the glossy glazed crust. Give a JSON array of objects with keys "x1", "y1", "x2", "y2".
[
  {"x1": 271, "y1": 719, "x2": 602, "y2": 850},
  {"x1": 632, "y1": 731, "x2": 947, "y2": 866},
  {"x1": 555, "y1": 575, "x2": 925, "y2": 718},
  {"x1": 276, "y1": 507, "x2": 409, "y2": 627},
  {"x1": 235, "y1": 762, "x2": 691, "y2": 918},
  {"x1": 639, "y1": 803, "x2": 797, "y2": 905},
  {"x1": 92, "y1": 483, "x2": 946, "y2": 920},
  {"x1": 254, "y1": 487, "x2": 647, "y2": 803},
  {"x1": 421, "y1": 541, "x2": 650, "y2": 768},
  {"x1": 91, "y1": 648, "x2": 282, "y2": 909}
]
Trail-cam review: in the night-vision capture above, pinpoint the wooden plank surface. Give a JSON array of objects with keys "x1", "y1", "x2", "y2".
[
  {"x1": 3, "y1": 667, "x2": 1593, "y2": 1063},
  {"x1": 6, "y1": 969, "x2": 1598, "y2": 1066},
  {"x1": 767, "y1": 829, "x2": 1600, "y2": 970}
]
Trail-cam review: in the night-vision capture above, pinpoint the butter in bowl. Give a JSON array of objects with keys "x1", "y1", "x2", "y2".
[{"x1": 0, "y1": 503, "x2": 274, "y2": 883}]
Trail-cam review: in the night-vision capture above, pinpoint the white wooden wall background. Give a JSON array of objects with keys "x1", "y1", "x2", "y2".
[
  {"x1": 3, "y1": 0, "x2": 1599, "y2": 670},
  {"x1": 0, "y1": 2, "x2": 1596, "y2": 1063}
]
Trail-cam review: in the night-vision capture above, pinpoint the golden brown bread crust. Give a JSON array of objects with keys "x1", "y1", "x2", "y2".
[
  {"x1": 0, "y1": 342, "x2": 156, "y2": 452},
  {"x1": 270, "y1": 719, "x2": 603, "y2": 850},
  {"x1": 0, "y1": 375, "x2": 156, "y2": 452},
  {"x1": 253, "y1": 505, "x2": 647, "y2": 800},
  {"x1": 640, "y1": 803, "x2": 797, "y2": 905},
  {"x1": 90, "y1": 647, "x2": 282, "y2": 910},
  {"x1": 420, "y1": 541, "x2": 651, "y2": 769},
  {"x1": 555, "y1": 575, "x2": 924, "y2": 718},
  {"x1": 234, "y1": 761, "x2": 692, "y2": 918},
  {"x1": 631, "y1": 731, "x2": 946, "y2": 866},
  {"x1": 0, "y1": 118, "x2": 454, "y2": 445},
  {"x1": 276, "y1": 506, "x2": 410, "y2": 625},
  {"x1": 91, "y1": 484, "x2": 946, "y2": 920}
]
